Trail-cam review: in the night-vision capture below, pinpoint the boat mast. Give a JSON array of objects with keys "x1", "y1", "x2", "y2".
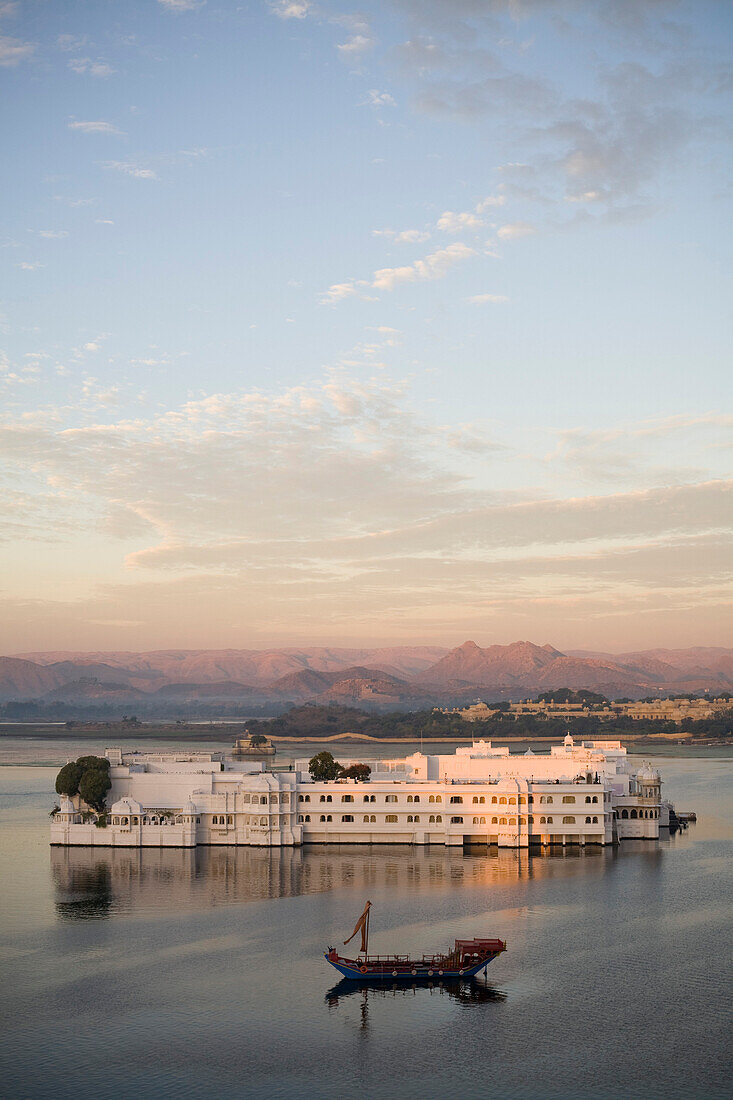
[{"x1": 364, "y1": 902, "x2": 370, "y2": 957}]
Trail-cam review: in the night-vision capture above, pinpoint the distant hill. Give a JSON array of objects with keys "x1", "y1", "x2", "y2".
[{"x1": 3, "y1": 641, "x2": 732, "y2": 710}]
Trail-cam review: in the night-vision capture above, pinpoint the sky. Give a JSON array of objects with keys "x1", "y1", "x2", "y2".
[{"x1": 1, "y1": 0, "x2": 732, "y2": 655}]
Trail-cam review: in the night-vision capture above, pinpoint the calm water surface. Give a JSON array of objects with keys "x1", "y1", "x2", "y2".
[{"x1": 1, "y1": 744, "x2": 732, "y2": 1099}]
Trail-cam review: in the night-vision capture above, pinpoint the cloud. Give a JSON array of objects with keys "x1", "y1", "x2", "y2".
[
  {"x1": 371, "y1": 241, "x2": 475, "y2": 291},
  {"x1": 0, "y1": 33, "x2": 34, "y2": 66},
  {"x1": 269, "y1": 0, "x2": 312, "y2": 18},
  {"x1": 437, "y1": 210, "x2": 483, "y2": 232},
  {"x1": 497, "y1": 221, "x2": 536, "y2": 240},
  {"x1": 372, "y1": 228, "x2": 430, "y2": 244},
  {"x1": 68, "y1": 58, "x2": 114, "y2": 77},
  {"x1": 157, "y1": 0, "x2": 204, "y2": 10},
  {"x1": 476, "y1": 194, "x2": 506, "y2": 211},
  {"x1": 104, "y1": 161, "x2": 158, "y2": 180},
  {"x1": 364, "y1": 89, "x2": 395, "y2": 108},
  {"x1": 337, "y1": 34, "x2": 372, "y2": 55},
  {"x1": 467, "y1": 293, "x2": 509, "y2": 304},
  {"x1": 320, "y1": 281, "x2": 359, "y2": 305},
  {"x1": 38, "y1": 230, "x2": 69, "y2": 239},
  {"x1": 68, "y1": 120, "x2": 124, "y2": 135},
  {"x1": 17, "y1": 262, "x2": 44, "y2": 270}
]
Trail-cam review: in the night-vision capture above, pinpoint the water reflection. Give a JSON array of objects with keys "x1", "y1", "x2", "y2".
[
  {"x1": 50, "y1": 841, "x2": 663, "y2": 920},
  {"x1": 326, "y1": 976, "x2": 507, "y2": 1009}
]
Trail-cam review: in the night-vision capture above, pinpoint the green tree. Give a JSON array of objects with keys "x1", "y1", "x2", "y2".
[
  {"x1": 79, "y1": 766, "x2": 111, "y2": 812},
  {"x1": 249, "y1": 732, "x2": 267, "y2": 747},
  {"x1": 55, "y1": 761, "x2": 83, "y2": 798},
  {"x1": 342, "y1": 763, "x2": 371, "y2": 782},
  {"x1": 308, "y1": 751, "x2": 344, "y2": 781}
]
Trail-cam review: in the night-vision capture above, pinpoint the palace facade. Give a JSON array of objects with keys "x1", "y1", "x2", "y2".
[{"x1": 51, "y1": 735, "x2": 668, "y2": 850}]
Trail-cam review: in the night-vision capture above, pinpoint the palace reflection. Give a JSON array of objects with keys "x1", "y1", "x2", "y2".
[{"x1": 50, "y1": 841, "x2": 663, "y2": 921}]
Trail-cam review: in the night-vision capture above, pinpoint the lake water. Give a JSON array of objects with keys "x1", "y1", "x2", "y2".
[{"x1": 1, "y1": 742, "x2": 732, "y2": 1099}]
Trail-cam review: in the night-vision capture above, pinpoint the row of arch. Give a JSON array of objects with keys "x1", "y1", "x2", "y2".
[{"x1": 620, "y1": 808, "x2": 658, "y2": 819}]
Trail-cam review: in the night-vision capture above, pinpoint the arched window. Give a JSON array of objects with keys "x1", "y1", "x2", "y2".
[
  {"x1": 305, "y1": 814, "x2": 311, "y2": 822},
  {"x1": 260, "y1": 817, "x2": 267, "y2": 826},
  {"x1": 413, "y1": 795, "x2": 420, "y2": 803},
  {"x1": 435, "y1": 815, "x2": 442, "y2": 823},
  {"x1": 479, "y1": 816, "x2": 486, "y2": 824},
  {"x1": 509, "y1": 817, "x2": 516, "y2": 826},
  {"x1": 592, "y1": 816, "x2": 598, "y2": 823},
  {"x1": 363, "y1": 814, "x2": 371, "y2": 823},
  {"x1": 370, "y1": 815, "x2": 376, "y2": 823},
  {"x1": 547, "y1": 816, "x2": 553, "y2": 824},
  {"x1": 243, "y1": 794, "x2": 251, "y2": 803},
  {"x1": 585, "y1": 816, "x2": 591, "y2": 823},
  {"x1": 563, "y1": 816, "x2": 575, "y2": 824},
  {"x1": 630, "y1": 809, "x2": 637, "y2": 819},
  {"x1": 519, "y1": 816, "x2": 525, "y2": 825},
  {"x1": 341, "y1": 794, "x2": 353, "y2": 803},
  {"x1": 407, "y1": 815, "x2": 414, "y2": 823},
  {"x1": 528, "y1": 815, "x2": 534, "y2": 824},
  {"x1": 585, "y1": 796, "x2": 592, "y2": 803},
  {"x1": 592, "y1": 796, "x2": 598, "y2": 803},
  {"x1": 386, "y1": 814, "x2": 398, "y2": 823},
  {"x1": 363, "y1": 794, "x2": 370, "y2": 802},
  {"x1": 562, "y1": 796, "x2": 576, "y2": 804},
  {"x1": 546, "y1": 796, "x2": 553, "y2": 804},
  {"x1": 320, "y1": 794, "x2": 327, "y2": 803},
  {"x1": 491, "y1": 796, "x2": 497, "y2": 804},
  {"x1": 227, "y1": 815, "x2": 233, "y2": 825},
  {"x1": 621, "y1": 809, "x2": 628, "y2": 819},
  {"x1": 472, "y1": 816, "x2": 479, "y2": 824},
  {"x1": 492, "y1": 816, "x2": 498, "y2": 824},
  {"x1": 528, "y1": 795, "x2": 534, "y2": 804},
  {"x1": 479, "y1": 796, "x2": 485, "y2": 804},
  {"x1": 326, "y1": 814, "x2": 332, "y2": 822},
  {"x1": 429, "y1": 814, "x2": 435, "y2": 823},
  {"x1": 327, "y1": 795, "x2": 332, "y2": 803},
  {"x1": 450, "y1": 796, "x2": 463, "y2": 804},
  {"x1": 407, "y1": 795, "x2": 414, "y2": 803},
  {"x1": 499, "y1": 797, "x2": 507, "y2": 805},
  {"x1": 342, "y1": 815, "x2": 354, "y2": 823},
  {"x1": 540, "y1": 816, "x2": 546, "y2": 824},
  {"x1": 500, "y1": 817, "x2": 507, "y2": 825},
  {"x1": 413, "y1": 815, "x2": 420, "y2": 823},
  {"x1": 450, "y1": 816, "x2": 463, "y2": 824},
  {"x1": 320, "y1": 815, "x2": 326, "y2": 822},
  {"x1": 472, "y1": 796, "x2": 479, "y2": 804},
  {"x1": 385, "y1": 795, "x2": 398, "y2": 803},
  {"x1": 298, "y1": 814, "x2": 304, "y2": 823},
  {"x1": 508, "y1": 797, "x2": 516, "y2": 805},
  {"x1": 298, "y1": 794, "x2": 304, "y2": 802},
  {"x1": 429, "y1": 795, "x2": 435, "y2": 803}
]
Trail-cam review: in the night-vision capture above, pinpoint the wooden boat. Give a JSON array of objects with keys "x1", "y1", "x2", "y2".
[{"x1": 325, "y1": 901, "x2": 506, "y2": 981}]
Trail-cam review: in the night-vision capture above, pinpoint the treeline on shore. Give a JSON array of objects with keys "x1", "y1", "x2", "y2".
[{"x1": 246, "y1": 704, "x2": 733, "y2": 740}]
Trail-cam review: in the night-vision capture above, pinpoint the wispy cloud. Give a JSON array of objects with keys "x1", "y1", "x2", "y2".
[
  {"x1": 467, "y1": 293, "x2": 509, "y2": 304},
  {"x1": 497, "y1": 222, "x2": 536, "y2": 240},
  {"x1": 104, "y1": 161, "x2": 158, "y2": 180},
  {"x1": 364, "y1": 89, "x2": 395, "y2": 108},
  {"x1": 269, "y1": 0, "x2": 312, "y2": 19},
  {"x1": 437, "y1": 210, "x2": 483, "y2": 233},
  {"x1": 0, "y1": 33, "x2": 34, "y2": 66},
  {"x1": 68, "y1": 57, "x2": 114, "y2": 77},
  {"x1": 68, "y1": 120, "x2": 124, "y2": 136},
  {"x1": 157, "y1": 0, "x2": 204, "y2": 11},
  {"x1": 372, "y1": 241, "x2": 475, "y2": 291},
  {"x1": 372, "y1": 228, "x2": 430, "y2": 244}
]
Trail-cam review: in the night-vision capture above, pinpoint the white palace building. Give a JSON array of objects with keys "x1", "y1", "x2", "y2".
[{"x1": 51, "y1": 736, "x2": 669, "y2": 850}]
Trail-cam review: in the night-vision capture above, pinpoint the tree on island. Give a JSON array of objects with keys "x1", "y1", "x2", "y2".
[
  {"x1": 249, "y1": 732, "x2": 267, "y2": 747},
  {"x1": 308, "y1": 751, "x2": 344, "y2": 781},
  {"x1": 341, "y1": 763, "x2": 371, "y2": 782},
  {"x1": 54, "y1": 755, "x2": 111, "y2": 812}
]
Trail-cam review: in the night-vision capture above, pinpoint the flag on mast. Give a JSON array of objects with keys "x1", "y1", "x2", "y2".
[{"x1": 344, "y1": 900, "x2": 372, "y2": 954}]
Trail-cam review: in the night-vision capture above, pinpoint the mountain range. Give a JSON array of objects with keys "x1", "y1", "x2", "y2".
[{"x1": 1, "y1": 641, "x2": 732, "y2": 711}]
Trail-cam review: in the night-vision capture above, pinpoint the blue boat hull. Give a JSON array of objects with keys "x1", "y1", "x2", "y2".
[{"x1": 325, "y1": 952, "x2": 502, "y2": 981}]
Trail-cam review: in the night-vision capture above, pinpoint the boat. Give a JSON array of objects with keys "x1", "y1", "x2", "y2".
[{"x1": 324, "y1": 900, "x2": 507, "y2": 981}]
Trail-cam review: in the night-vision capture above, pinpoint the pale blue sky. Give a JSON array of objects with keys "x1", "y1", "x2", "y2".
[{"x1": 1, "y1": 0, "x2": 731, "y2": 652}]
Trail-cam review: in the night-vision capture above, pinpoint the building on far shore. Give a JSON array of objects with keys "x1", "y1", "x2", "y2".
[
  {"x1": 51, "y1": 736, "x2": 669, "y2": 850},
  {"x1": 449, "y1": 697, "x2": 729, "y2": 723}
]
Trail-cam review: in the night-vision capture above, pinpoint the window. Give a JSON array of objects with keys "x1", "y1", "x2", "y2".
[
  {"x1": 450, "y1": 816, "x2": 463, "y2": 825},
  {"x1": 429, "y1": 795, "x2": 436, "y2": 803},
  {"x1": 585, "y1": 796, "x2": 592, "y2": 803},
  {"x1": 304, "y1": 794, "x2": 310, "y2": 802},
  {"x1": 540, "y1": 816, "x2": 546, "y2": 824},
  {"x1": 370, "y1": 814, "x2": 376, "y2": 823},
  {"x1": 327, "y1": 795, "x2": 332, "y2": 803},
  {"x1": 547, "y1": 816, "x2": 553, "y2": 824},
  {"x1": 528, "y1": 815, "x2": 534, "y2": 824},
  {"x1": 472, "y1": 796, "x2": 479, "y2": 804},
  {"x1": 450, "y1": 795, "x2": 463, "y2": 804},
  {"x1": 519, "y1": 796, "x2": 526, "y2": 805},
  {"x1": 363, "y1": 814, "x2": 370, "y2": 823},
  {"x1": 407, "y1": 815, "x2": 414, "y2": 823},
  {"x1": 499, "y1": 797, "x2": 507, "y2": 805},
  {"x1": 592, "y1": 796, "x2": 598, "y2": 803},
  {"x1": 243, "y1": 794, "x2": 251, "y2": 803},
  {"x1": 528, "y1": 795, "x2": 534, "y2": 804},
  {"x1": 342, "y1": 815, "x2": 354, "y2": 823},
  {"x1": 435, "y1": 815, "x2": 442, "y2": 823},
  {"x1": 473, "y1": 816, "x2": 479, "y2": 824},
  {"x1": 429, "y1": 814, "x2": 436, "y2": 823},
  {"x1": 509, "y1": 817, "x2": 516, "y2": 826},
  {"x1": 341, "y1": 795, "x2": 353, "y2": 803},
  {"x1": 546, "y1": 796, "x2": 553, "y2": 804},
  {"x1": 479, "y1": 796, "x2": 485, "y2": 804},
  {"x1": 407, "y1": 795, "x2": 414, "y2": 803},
  {"x1": 298, "y1": 814, "x2": 304, "y2": 823},
  {"x1": 562, "y1": 816, "x2": 575, "y2": 824},
  {"x1": 593, "y1": 816, "x2": 598, "y2": 823},
  {"x1": 385, "y1": 814, "x2": 398, "y2": 823},
  {"x1": 413, "y1": 795, "x2": 420, "y2": 803},
  {"x1": 320, "y1": 815, "x2": 326, "y2": 822},
  {"x1": 562, "y1": 796, "x2": 576, "y2": 804},
  {"x1": 621, "y1": 809, "x2": 628, "y2": 819},
  {"x1": 479, "y1": 817, "x2": 486, "y2": 824},
  {"x1": 509, "y1": 797, "x2": 516, "y2": 805},
  {"x1": 261, "y1": 796, "x2": 268, "y2": 805},
  {"x1": 385, "y1": 795, "x2": 398, "y2": 803},
  {"x1": 585, "y1": 816, "x2": 591, "y2": 823},
  {"x1": 326, "y1": 815, "x2": 332, "y2": 822},
  {"x1": 492, "y1": 817, "x2": 498, "y2": 824},
  {"x1": 227, "y1": 815, "x2": 233, "y2": 825},
  {"x1": 499, "y1": 817, "x2": 507, "y2": 825},
  {"x1": 630, "y1": 809, "x2": 637, "y2": 819},
  {"x1": 305, "y1": 815, "x2": 310, "y2": 822},
  {"x1": 492, "y1": 796, "x2": 498, "y2": 804},
  {"x1": 320, "y1": 795, "x2": 326, "y2": 802}
]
